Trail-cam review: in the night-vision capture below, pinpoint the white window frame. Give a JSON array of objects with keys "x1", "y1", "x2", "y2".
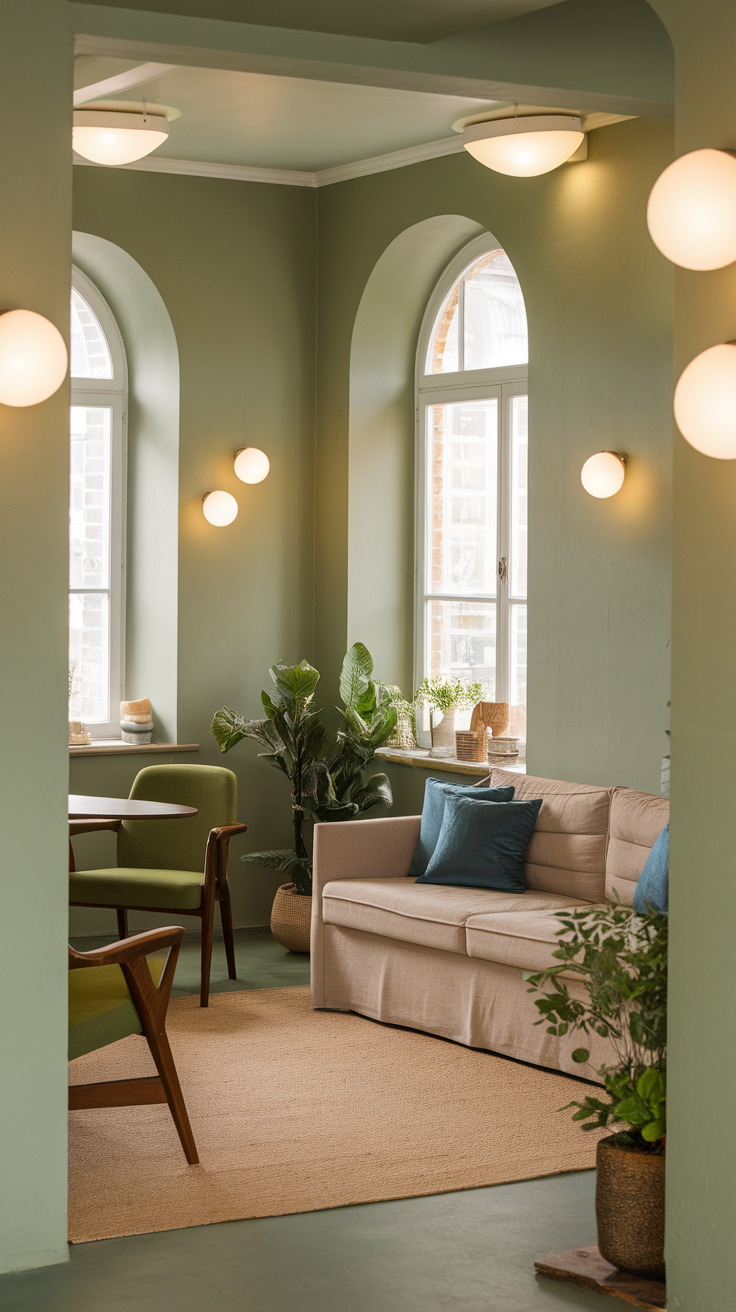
[
  {"x1": 70, "y1": 265, "x2": 128, "y2": 738},
  {"x1": 414, "y1": 233, "x2": 528, "y2": 705}
]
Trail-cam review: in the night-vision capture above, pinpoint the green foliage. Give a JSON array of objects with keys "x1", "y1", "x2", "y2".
[
  {"x1": 414, "y1": 675, "x2": 484, "y2": 714},
  {"x1": 211, "y1": 644, "x2": 398, "y2": 895},
  {"x1": 526, "y1": 899, "x2": 667, "y2": 1149}
]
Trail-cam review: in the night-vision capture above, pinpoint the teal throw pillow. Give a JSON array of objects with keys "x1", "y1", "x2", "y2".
[
  {"x1": 416, "y1": 794, "x2": 543, "y2": 892},
  {"x1": 408, "y1": 778, "x2": 515, "y2": 878},
  {"x1": 632, "y1": 823, "x2": 669, "y2": 915}
]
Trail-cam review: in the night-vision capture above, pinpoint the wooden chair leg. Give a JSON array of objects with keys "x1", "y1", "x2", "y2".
[
  {"x1": 200, "y1": 901, "x2": 214, "y2": 1008},
  {"x1": 219, "y1": 886, "x2": 237, "y2": 981},
  {"x1": 116, "y1": 908, "x2": 128, "y2": 939},
  {"x1": 141, "y1": 1021, "x2": 199, "y2": 1165}
]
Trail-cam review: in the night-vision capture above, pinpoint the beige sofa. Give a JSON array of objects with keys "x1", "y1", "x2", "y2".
[{"x1": 311, "y1": 770, "x2": 669, "y2": 1079}]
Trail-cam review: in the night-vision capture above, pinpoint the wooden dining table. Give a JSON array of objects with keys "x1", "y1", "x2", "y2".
[{"x1": 68, "y1": 794, "x2": 198, "y2": 821}]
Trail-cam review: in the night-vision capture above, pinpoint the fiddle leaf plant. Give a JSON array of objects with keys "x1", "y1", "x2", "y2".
[
  {"x1": 526, "y1": 898, "x2": 667, "y2": 1151},
  {"x1": 211, "y1": 643, "x2": 398, "y2": 895}
]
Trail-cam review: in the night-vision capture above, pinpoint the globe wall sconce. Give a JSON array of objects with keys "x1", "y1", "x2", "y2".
[
  {"x1": 202, "y1": 490, "x2": 238, "y2": 526},
  {"x1": 73, "y1": 103, "x2": 170, "y2": 167},
  {"x1": 581, "y1": 451, "x2": 627, "y2": 498},
  {"x1": 234, "y1": 447, "x2": 270, "y2": 484},
  {"x1": 673, "y1": 343, "x2": 736, "y2": 458},
  {"x1": 0, "y1": 309, "x2": 68, "y2": 407},
  {"x1": 647, "y1": 149, "x2": 736, "y2": 270},
  {"x1": 462, "y1": 114, "x2": 585, "y2": 178}
]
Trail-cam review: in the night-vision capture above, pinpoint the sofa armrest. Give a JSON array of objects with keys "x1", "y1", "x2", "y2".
[{"x1": 312, "y1": 815, "x2": 421, "y2": 899}]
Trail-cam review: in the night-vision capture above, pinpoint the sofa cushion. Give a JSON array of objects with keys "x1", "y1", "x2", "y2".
[
  {"x1": 632, "y1": 823, "x2": 669, "y2": 915},
  {"x1": 408, "y1": 779, "x2": 515, "y2": 877},
  {"x1": 322, "y1": 877, "x2": 592, "y2": 955},
  {"x1": 417, "y1": 795, "x2": 542, "y2": 892},
  {"x1": 606, "y1": 788, "x2": 670, "y2": 906},
  {"x1": 465, "y1": 906, "x2": 601, "y2": 975},
  {"x1": 490, "y1": 770, "x2": 612, "y2": 902}
]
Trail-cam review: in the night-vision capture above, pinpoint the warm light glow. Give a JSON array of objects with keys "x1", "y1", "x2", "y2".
[
  {"x1": 0, "y1": 309, "x2": 68, "y2": 407},
  {"x1": 580, "y1": 451, "x2": 626, "y2": 498},
  {"x1": 463, "y1": 116, "x2": 584, "y2": 178},
  {"x1": 202, "y1": 491, "x2": 239, "y2": 526},
  {"x1": 73, "y1": 110, "x2": 169, "y2": 166},
  {"x1": 674, "y1": 343, "x2": 736, "y2": 458},
  {"x1": 647, "y1": 149, "x2": 736, "y2": 270},
  {"x1": 234, "y1": 447, "x2": 270, "y2": 484}
]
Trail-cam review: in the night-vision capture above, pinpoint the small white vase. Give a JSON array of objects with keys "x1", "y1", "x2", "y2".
[{"x1": 430, "y1": 707, "x2": 456, "y2": 755}]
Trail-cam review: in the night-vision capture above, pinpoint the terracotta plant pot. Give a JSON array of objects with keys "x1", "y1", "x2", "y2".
[
  {"x1": 595, "y1": 1137, "x2": 665, "y2": 1281},
  {"x1": 271, "y1": 882, "x2": 312, "y2": 953}
]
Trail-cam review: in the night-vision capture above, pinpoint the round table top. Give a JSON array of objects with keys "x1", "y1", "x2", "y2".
[{"x1": 68, "y1": 794, "x2": 198, "y2": 820}]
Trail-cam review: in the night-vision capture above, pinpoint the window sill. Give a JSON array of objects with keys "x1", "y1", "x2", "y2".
[
  {"x1": 69, "y1": 740, "x2": 200, "y2": 758},
  {"x1": 375, "y1": 747, "x2": 526, "y2": 778}
]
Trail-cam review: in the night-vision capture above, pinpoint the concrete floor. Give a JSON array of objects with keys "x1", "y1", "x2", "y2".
[{"x1": 1, "y1": 929, "x2": 607, "y2": 1312}]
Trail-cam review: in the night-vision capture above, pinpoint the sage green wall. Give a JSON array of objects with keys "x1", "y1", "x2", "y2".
[
  {"x1": 316, "y1": 117, "x2": 674, "y2": 800},
  {"x1": 70, "y1": 169, "x2": 316, "y2": 933},
  {"x1": 644, "y1": 4, "x2": 736, "y2": 1309},
  {"x1": 0, "y1": 0, "x2": 71, "y2": 1275}
]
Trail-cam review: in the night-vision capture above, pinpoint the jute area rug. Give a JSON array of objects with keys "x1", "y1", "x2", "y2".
[{"x1": 69, "y1": 986, "x2": 600, "y2": 1243}]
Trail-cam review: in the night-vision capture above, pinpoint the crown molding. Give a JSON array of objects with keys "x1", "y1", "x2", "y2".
[{"x1": 315, "y1": 135, "x2": 463, "y2": 186}]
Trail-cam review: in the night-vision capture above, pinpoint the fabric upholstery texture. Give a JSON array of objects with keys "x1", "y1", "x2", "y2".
[
  {"x1": 632, "y1": 823, "x2": 669, "y2": 914},
  {"x1": 117, "y1": 764, "x2": 238, "y2": 872},
  {"x1": 606, "y1": 787, "x2": 671, "y2": 905},
  {"x1": 417, "y1": 795, "x2": 542, "y2": 892},
  {"x1": 68, "y1": 957, "x2": 163, "y2": 1060},
  {"x1": 465, "y1": 907, "x2": 595, "y2": 975},
  {"x1": 70, "y1": 867, "x2": 205, "y2": 910},
  {"x1": 408, "y1": 779, "x2": 515, "y2": 878}
]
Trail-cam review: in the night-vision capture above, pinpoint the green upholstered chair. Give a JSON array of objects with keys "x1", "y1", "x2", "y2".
[
  {"x1": 69, "y1": 764, "x2": 247, "y2": 1007},
  {"x1": 69, "y1": 925, "x2": 198, "y2": 1163}
]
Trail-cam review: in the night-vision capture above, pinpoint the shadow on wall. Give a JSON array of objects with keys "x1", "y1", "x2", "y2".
[{"x1": 347, "y1": 215, "x2": 487, "y2": 695}]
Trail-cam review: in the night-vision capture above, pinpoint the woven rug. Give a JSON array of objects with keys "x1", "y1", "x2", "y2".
[{"x1": 68, "y1": 986, "x2": 601, "y2": 1243}]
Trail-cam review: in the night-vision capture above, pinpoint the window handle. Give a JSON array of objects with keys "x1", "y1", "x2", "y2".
[{"x1": 498, "y1": 556, "x2": 507, "y2": 583}]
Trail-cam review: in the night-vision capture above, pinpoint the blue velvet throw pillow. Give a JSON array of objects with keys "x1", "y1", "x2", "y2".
[
  {"x1": 408, "y1": 778, "x2": 516, "y2": 878},
  {"x1": 632, "y1": 823, "x2": 669, "y2": 915},
  {"x1": 416, "y1": 794, "x2": 543, "y2": 892}
]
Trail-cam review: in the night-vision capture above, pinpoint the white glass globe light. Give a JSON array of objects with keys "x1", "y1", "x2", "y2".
[
  {"x1": 0, "y1": 309, "x2": 68, "y2": 407},
  {"x1": 673, "y1": 343, "x2": 736, "y2": 458},
  {"x1": 234, "y1": 447, "x2": 270, "y2": 484},
  {"x1": 580, "y1": 451, "x2": 627, "y2": 498},
  {"x1": 73, "y1": 110, "x2": 169, "y2": 167},
  {"x1": 647, "y1": 149, "x2": 736, "y2": 271},
  {"x1": 463, "y1": 116, "x2": 584, "y2": 178},
  {"x1": 202, "y1": 491, "x2": 239, "y2": 526}
]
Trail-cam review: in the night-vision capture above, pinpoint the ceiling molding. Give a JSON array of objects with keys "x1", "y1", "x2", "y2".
[
  {"x1": 316, "y1": 135, "x2": 463, "y2": 186},
  {"x1": 73, "y1": 61, "x2": 179, "y2": 107}
]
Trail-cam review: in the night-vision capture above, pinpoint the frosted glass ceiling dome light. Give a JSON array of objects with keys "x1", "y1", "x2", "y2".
[
  {"x1": 202, "y1": 491, "x2": 238, "y2": 526},
  {"x1": 0, "y1": 309, "x2": 68, "y2": 407},
  {"x1": 463, "y1": 116, "x2": 584, "y2": 178},
  {"x1": 73, "y1": 108, "x2": 169, "y2": 167},
  {"x1": 581, "y1": 451, "x2": 627, "y2": 498},
  {"x1": 234, "y1": 447, "x2": 270, "y2": 484},
  {"x1": 673, "y1": 343, "x2": 736, "y2": 458},
  {"x1": 647, "y1": 149, "x2": 736, "y2": 270}
]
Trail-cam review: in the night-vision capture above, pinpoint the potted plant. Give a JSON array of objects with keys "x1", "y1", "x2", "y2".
[
  {"x1": 211, "y1": 643, "x2": 398, "y2": 952},
  {"x1": 527, "y1": 900, "x2": 667, "y2": 1281},
  {"x1": 414, "y1": 675, "x2": 483, "y2": 755}
]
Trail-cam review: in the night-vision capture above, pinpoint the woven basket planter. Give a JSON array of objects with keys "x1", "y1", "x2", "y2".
[
  {"x1": 596, "y1": 1137, "x2": 665, "y2": 1280},
  {"x1": 271, "y1": 882, "x2": 312, "y2": 954}
]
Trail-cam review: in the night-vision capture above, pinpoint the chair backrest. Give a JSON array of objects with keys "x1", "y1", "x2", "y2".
[{"x1": 117, "y1": 764, "x2": 238, "y2": 873}]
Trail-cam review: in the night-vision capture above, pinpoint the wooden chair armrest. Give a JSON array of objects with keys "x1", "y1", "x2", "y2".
[
  {"x1": 69, "y1": 818, "x2": 121, "y2": 836},
  {"x1": 210, "y1": 823, "x2": 248, "y2": 840},
  {"x1": 69, "y1": 925, "x2": 185, "y2": 970}
]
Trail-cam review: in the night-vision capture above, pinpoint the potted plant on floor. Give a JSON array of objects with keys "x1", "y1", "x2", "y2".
[
  {"x1": 211, "y1": 643, "x2": 398, "y2": 952},
  {"x1": 526, "y1": 900, "x2": 667, "y2": 1281},
  {"x1": 414, "y1": 675, "x2": 483, "y2": 756}
]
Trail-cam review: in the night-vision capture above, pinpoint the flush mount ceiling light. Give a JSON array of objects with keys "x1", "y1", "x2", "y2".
[
  {"x1": 202, "y1": 491, "x2": 238, "y2": 526},
  {"x1": 0, "y1": 309, "x2": 68, "y2": 407},
  {"x1": 234, "y1": 447, "x2": 270, "y2": 484},
  {"x1": 647, "y1": 149, "x2": 736, "y2": 270},
  {"x1": 463, "y1": 115, "x2": 584, "y2": 178},
  {"x1": 73, "y1": 105, "x2": 169, "y2": 167},
  {"x1": 673, "y1": 343, "x2": 736, "y2": 458},
  {"x1": 580, "y1": 451, "x2": 627, "y2": 498}
]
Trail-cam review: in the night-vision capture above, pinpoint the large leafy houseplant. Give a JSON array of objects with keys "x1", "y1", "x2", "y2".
[
  {"x1": 526, "y1": 900, "x2": 667, "y2": 1150},
  {"x1": 211, "y1": 643, "x2": 398, "y2": 895}
]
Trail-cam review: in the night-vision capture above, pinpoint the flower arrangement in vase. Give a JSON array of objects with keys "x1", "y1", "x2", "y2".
[{"x1": 414, "y1": 675, "x2": 483, "y2": 758}]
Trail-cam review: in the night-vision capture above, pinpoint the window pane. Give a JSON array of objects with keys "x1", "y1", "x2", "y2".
[
  {"x1": 70, "y1": 288, "x2": 113, "y2": 379},
  {"x1": 510, "y1": 603, "x2": 527, "y2": 737},
  {"x1": 428, "y1": 399, "x2": 497, "y2": 596},
  {"x1": 70, "y1": 406, "x2": 111, "y2": 591},
  {"x1": 69, "y1": 591, "x2": 110, "y2": 724},
  {"x1": 464, "y1": 251, "x2": 528, "y2": 370},
  {"x1": 426, "y1": 283, "x2": 460, "y2": 374},
  {"x1": 510, "y1": 395, "x2": 528, "y2": 598},
  {"x1": 427, "y1": 599, "x2": 496, "y2": 699}
]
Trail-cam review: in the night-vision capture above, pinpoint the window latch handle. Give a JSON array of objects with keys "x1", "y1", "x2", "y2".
[{"x1": 498, "y1": 556, "x2": 507, "y2": 583}]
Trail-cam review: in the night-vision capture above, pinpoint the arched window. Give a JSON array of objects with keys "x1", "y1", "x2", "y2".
[
  {"x1": 69, "y1": 267, "x2": 127, "y2": 737},
  {"x1": 416, "y1": 235, "x2": 528, "y2": 737}
]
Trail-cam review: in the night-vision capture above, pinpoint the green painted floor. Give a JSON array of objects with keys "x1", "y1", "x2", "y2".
[{"x1": 2, "y1": 929, "x2": 607, "y2": 1311}]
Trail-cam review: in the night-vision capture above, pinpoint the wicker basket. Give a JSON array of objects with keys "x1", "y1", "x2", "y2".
[
  {"x1": 454, "y1": 728, "x2": 487, "y2": 762},
  {"x1": 271, "y1": 883, "x2": 312, "y2": 953}
]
